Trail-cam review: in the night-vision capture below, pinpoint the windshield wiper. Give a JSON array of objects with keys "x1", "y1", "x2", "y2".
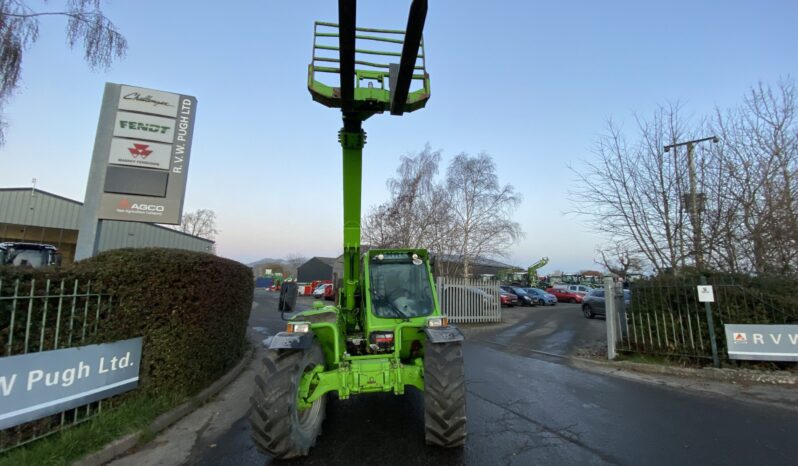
[
  {"x1": 370, "y1": 286, "x2": 412, "y2": 321},
  {"x1": 386, "y1": 301, "x2": 411, "y2": 321}
]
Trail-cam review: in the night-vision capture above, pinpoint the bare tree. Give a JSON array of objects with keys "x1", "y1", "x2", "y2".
[
  {"x1": 446, "y1": 153, "x2": 523, "y2": 277},
  {"x1": 175, "y1": 209, "x2": 219, "y2": 240},
  {"x1": 711, "y1": 79, "x2": 798, "y2": 275},
  {"x1": 362, "y1": 145, "x2": 452, "y2": 249},
  {"x1": 571, "y1": 103, "x2": 704, "y2": 274},
  {"x1": 0, "y1": 0, "x2": 127, "y2": 144},
  {"x1": 574, "y1": 79, "x2": 798, "y2": 277},
  {"x1": 595, "y1": 243, "x2": 643, "y2": 279},
  {"x1": 363, "y1": 147, "x2": 523, "y2": 278},
  {"x1": 284, "y1": 254, "x2": 307, "y2": 278},
  {"x1": 362, "y1": 145, "x2": 461, "y2": 273}
]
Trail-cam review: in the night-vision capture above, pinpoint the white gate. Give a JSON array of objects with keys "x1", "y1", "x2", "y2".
[{"x1": 436, "y1": 277, "x2": 502, "y2": 323}]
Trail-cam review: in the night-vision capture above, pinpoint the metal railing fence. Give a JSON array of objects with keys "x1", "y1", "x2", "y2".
[
  {"x1": 436, "y1": 277, "x2": 502, "y2": 323},
  {"x1": 615, "y1": 275, "x2": 798, "y2": 361},
  {"x1": 0, "y1": 277, "x2": 116, "y2": 452}
]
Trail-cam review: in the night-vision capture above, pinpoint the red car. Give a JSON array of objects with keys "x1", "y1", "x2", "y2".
[
  {"x1": 546, "y1": 287, "x2": 584, "y2": 304},
  {"x1": 500, "y1": 291, "x2": 519, "y2": 307},
  {"x1": 323, "y1": 283, "x2": 335, "y2": 301}
]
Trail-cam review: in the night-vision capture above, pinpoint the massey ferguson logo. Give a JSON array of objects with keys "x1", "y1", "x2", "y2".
[
  {"x1": 117, "y1": 199, "x2": 165, "y2": 213},
  {"x1": 128, "y1": 144, "x2": 153, "y2": 158}
]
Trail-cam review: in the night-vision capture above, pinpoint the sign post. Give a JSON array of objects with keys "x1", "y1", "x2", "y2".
[
  {"x1": 699, "y1": 277, "x2": 721, "y2": 368},
  {"x1": 604, "y1": 277, "x2": 617, "y2": 360},
  {"x1": 76, "y1": 83, "x2": 197, "y2": 260}
]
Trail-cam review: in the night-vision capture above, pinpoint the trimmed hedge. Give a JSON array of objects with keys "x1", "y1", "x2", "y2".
[
  {"x1": 624, "y1": 272, "x2": 798, "y2": 362},
  {"x1": 1, "y1": 248, "x2": 254, "y2": 396},
  {"x1": 69, "y1": 248, "x2": 254, "y2": 396}
]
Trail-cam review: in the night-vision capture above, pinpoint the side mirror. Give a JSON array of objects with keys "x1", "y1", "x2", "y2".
[{"x1": 278, "y1": 282, "x2": 298, "y2": 312}]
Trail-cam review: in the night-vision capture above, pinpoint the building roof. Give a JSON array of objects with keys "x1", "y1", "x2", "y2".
[
  {"x1": 0, "y1": 187, "x2": 213, "y2": 245},
  {"x1": 433, "y1": 253, "x2": 518, "y2": 270},
  {"x1": 314, "y1": 256, "x2": 337, "y2": 266}
]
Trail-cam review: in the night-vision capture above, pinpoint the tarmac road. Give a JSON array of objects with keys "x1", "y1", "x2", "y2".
[{"x1": 125, "y1": 290, "x2": 798, "y2": 466}]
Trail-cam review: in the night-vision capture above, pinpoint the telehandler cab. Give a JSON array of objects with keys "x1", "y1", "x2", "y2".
[{"x1": 249, "y1": 0, "x2": 467, "y2": 458}]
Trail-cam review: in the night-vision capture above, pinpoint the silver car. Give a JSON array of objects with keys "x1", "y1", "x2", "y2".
[{"x1": 581, "y1": 289, "x2": 631, "y2": 319}]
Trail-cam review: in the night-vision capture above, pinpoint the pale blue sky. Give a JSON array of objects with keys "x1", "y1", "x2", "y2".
[{"x1": 1, "y1": 1, "x2": 796, "y2": 272}]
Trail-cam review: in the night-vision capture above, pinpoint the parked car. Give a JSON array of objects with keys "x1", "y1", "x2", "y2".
[
  {"x1": 581, "y1": 289, "x2": 631, "y2": 319},
  {"x1": 323, "y1": 283, "x2": 335, "y2": 301},
  {"x1": 499, "y1": 291, "x2": 519, "y2": 307},
  {"x1": 523, "y1": 287, "x2": 557, "y2": 306},
  {"x1": 546, "y1": 287, "x2": 584, "y2": 304},
  {"x1": 500, "y1": 285, "x2": 536, "y2": 306},
  {"x1": 441, "y1": 285, "x2": 498, "y2": 308},
  {"x1": 312, "y1": 284, "x2": 328, "y2": 299},
  {"x1": 552, "y1": 284, "x2": 594, "y2": 296}
]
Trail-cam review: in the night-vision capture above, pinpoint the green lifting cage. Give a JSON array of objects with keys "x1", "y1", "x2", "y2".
[{"x1": 307, "y1": 6, "x2": 430, "y2": 117}]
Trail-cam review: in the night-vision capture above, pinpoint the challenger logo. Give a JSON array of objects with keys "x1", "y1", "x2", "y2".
[{"x1": 127, "y1": 144, "x2": 153, "y2": 158}]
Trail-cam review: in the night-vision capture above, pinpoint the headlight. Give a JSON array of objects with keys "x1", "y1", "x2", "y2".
[
  {"x1": 286, "y1": 321, "x2": 311, "y2": 333},
  {"x1": 426, "y1": 316, "x2": 449, "y2": 328}
]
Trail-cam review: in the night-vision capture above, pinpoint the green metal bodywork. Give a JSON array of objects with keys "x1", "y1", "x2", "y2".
[
  {"x1": 294, "y1": 249, "x2": 438, "y2": 409},
  {"x1": 526, "y1": 257, "x2": 549, "y2": 287},
  {"x1": 289, "y1": 15, "x2": 435, "y2": 410}
]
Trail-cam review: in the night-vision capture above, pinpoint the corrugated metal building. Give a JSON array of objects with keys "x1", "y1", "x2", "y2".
[
  {"x1": 0, "y1": 188, "x2": 213, "y2": 263},
  {"x1": 297, "y1": 257, "x2": 336, "y2": 282}
]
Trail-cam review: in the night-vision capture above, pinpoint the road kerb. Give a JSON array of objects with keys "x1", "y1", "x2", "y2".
[
  {"x1": 74, "y1": 346, "x2": 255, "y2": 466},
  {"x1": 572, "y1": 356, "x2": 798, "y2": 386}
]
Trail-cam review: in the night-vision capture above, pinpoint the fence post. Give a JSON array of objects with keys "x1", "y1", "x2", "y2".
[
  {"x1": 604, "y1": 277, "x2": 617, "y2": 360},
  {"x1": 700, "y1": 276, "x2": 721, "y2": 368}
]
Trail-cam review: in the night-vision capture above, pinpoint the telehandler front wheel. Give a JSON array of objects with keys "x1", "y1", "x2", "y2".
[
  {"x1": 249, "y1": 343, "x2": 327, "y2": 459},
  {"x1": 423, "y1": 341, "x2": 467, "y2": 447}
]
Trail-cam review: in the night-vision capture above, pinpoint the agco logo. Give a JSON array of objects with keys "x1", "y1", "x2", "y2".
[
  {"x1": 117, "y1": 199, "x2": 165, "y2": 212},
  {"x1": 128, "y1": 144, "x2": 153, "y2": 158}
]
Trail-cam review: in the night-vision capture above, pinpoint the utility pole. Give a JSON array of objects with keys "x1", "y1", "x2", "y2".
[{"x1": 664, "y1": 136, "x2": 719, "y2": 271}]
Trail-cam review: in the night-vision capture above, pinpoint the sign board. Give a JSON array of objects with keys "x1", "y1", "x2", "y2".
[
  {"x1": 108, "y1": 138, "x2": 172, "y2": 170},
  {"x1": 77, "y1": 83, "x2": 197, "y2": 259},
  {"x1": 724, "y1": 324, "x2": 798, "y2": 361},
  {"x1": 697, "y1": 285, "x2": 714, "y2": 303},
  {"x1": 96, "y1": 83, "x2": 196, "y2": 225},
  {"x1": 0, "y1": 338, "x2": 142, "y2": 429}
]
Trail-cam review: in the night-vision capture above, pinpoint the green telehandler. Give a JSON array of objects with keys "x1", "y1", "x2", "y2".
[{"x1": 249, "y1": 0, "x2": 467, "y2": 458}]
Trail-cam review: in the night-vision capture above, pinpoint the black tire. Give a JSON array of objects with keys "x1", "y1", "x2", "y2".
[
  {"x1": 250, "y1": 343, "x2": 327, "y2": 458},
  {"x1": 424, "y1": 342, "x2": 467, "y2": 447},
  {"x1": 583, "y1": 305, "x2": 594, "y2": 319},
  {"x1": 569, "y1": 298, "x2": 577, "y2": 304},
  {"x1": 538, "y1": 299, "x2": 545, "y2": 306}
]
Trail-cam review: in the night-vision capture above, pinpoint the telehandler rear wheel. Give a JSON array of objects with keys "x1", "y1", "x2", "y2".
[
  {"x1": 249, "y1": 343, "x2": 327, "y2": 458},
  {"x1": 423, "y1": 341, "x2": 467, "y2": 447}
]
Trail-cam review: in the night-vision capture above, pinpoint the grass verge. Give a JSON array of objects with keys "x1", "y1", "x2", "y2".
[{"x1": 0, "y1": 393, "x2": 183, "y2": 466}]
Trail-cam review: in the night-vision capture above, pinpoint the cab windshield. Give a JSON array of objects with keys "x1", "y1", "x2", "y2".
[{"x1": 369, "y1": 257, "x2": 435, "y2": 319}]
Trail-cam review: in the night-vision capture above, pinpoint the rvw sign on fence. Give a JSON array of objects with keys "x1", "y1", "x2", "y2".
[
  {"x1": 725, "y1": 324, "x2": 798, "y2": 361},
  {"x1": 0, "y1": 337, "x2": 142, "y2": 429}
]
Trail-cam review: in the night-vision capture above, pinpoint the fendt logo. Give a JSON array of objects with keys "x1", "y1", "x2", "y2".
[
  {"x1": 128, "y1": 144, "x2": 153, "y2": 158},
  {"x1": 117, "y1": 199, "x2": 165, "y2": 213}
]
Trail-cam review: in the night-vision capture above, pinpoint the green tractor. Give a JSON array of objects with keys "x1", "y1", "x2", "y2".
[{"x1": 249, "y1": 0, "x2": 466, "y2": 458}]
